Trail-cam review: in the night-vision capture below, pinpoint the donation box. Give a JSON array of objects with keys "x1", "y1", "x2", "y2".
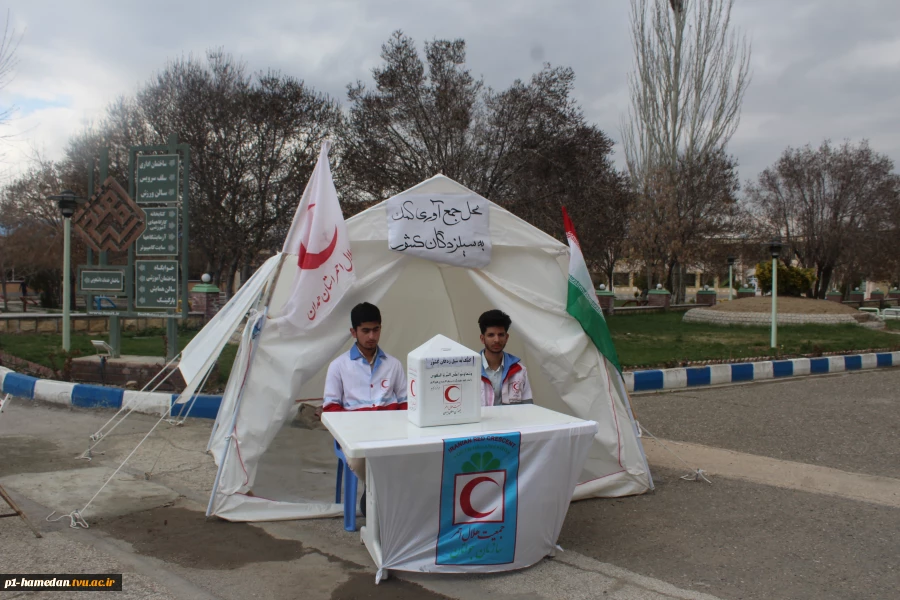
[{"x1": 407, "y1": 335, "x2": 481, "y2": 427}]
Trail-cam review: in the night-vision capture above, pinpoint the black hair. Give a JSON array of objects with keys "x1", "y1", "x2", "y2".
[
  {"x1": 478, "y1": 309, "x2": 512, "y2": 334},
  {"x1": 351, "y1": 302, "x2": 382, "y2": 329}
]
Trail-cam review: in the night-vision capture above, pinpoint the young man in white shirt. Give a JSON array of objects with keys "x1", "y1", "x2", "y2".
[
  {"x1": 478, "y1": 309, "x2": 533, "y2": 406},
  {"x1": 322, "y1": 302, "x2": 406, "y2": 514}
]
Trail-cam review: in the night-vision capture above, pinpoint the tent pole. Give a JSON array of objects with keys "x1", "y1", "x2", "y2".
[{"x1": 206, "y1": 309, "x2": 268, "y2": 517}]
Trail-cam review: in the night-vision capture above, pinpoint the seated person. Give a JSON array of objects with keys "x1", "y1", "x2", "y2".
[
  {"x1": 323, "y1": 302, "x2": 406, "y2": 500},
  {"x1": 478, "y1": 309, "x2": 533, "y2": 406}
]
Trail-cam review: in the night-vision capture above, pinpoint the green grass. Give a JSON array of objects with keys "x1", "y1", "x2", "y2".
[
  {"x1": 0, "y1": 329, "x2": 238, "y2": 389},
  {"x1": 2, "y1": 312, "x2": 897, "y2": 385},
  {"x1": 606, "y1": 311, "x2": 900, "y2": 368}
]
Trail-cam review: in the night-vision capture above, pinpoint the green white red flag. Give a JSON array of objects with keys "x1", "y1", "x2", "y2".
[{"x1": 562, "y1": 207, "x2": 621, "y2": 372}]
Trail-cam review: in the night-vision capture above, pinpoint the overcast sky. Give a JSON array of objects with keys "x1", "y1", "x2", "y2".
[{"x1": 2, "y1": 0, "x2": 900, "y2": 186}]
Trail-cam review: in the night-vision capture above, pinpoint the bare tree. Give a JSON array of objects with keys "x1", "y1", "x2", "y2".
[
  {"x1": 745, "y1": 140, "x2": 900, "y2": 298},
  {"x1": 622, "y1": 0, "x2": 751, "y2": 300},
  {"x1": 622, "y1": 0, "x2": 751, "y2": 175}
]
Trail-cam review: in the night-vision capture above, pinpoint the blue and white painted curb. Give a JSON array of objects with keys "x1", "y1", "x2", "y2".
[
  {"x1": 623, "y1": 351, "x2": 900, "y2": 393},
  {"x1": 0, "y1": 366, "x2": 222, "y2": 419},
  {"x1": 3, "y1": 351, "x2": 899, "y2": 414}
]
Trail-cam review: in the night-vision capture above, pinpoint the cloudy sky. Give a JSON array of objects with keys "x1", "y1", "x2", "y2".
[{"x1": 2, "y1": 0, "x2": 899, "y2": 185}]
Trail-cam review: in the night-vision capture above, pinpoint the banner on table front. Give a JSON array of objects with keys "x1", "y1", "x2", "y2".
[
  {"x1": 436, "y1": 433, "x2": 520, "y2": 565},
  {"x1": 386, "y1": 192, "x2": 491, "y2": 268},
  {"x1": 366, "y1": 421, "x2": 597, "y2": 574}
]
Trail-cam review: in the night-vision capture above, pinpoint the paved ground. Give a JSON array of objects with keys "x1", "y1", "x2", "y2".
[{"x1": 1, "y1": 368, "x2": 898, "y2": 599}]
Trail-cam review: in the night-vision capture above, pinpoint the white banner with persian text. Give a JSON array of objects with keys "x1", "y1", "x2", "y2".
[{"x1": 386, "y1": 193, "x2": 492, "y2": 268}]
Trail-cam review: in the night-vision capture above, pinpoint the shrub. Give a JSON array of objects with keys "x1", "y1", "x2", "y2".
[{"x1": 755, "y1": 261, "x2": 817, "y2": 296}]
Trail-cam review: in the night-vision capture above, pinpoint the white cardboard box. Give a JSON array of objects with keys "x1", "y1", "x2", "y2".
[{"x1": 407, "y1": 334, "x2": 481, "y2": 427}]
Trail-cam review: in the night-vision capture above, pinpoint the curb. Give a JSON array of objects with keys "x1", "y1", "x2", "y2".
[
  {"x1": 4, "y1": 351, "x2": 900, "y2": 412},
  {"x1": 624, "y1": 351, "x2": 900, "y2": 393},
  {"x1": 0, "y1": 366, "x2": 221, "y2": 419}
]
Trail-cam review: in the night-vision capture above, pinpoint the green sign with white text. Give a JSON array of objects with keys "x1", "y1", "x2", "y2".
[
  {"x1": 135, "y1": 260, "x2": 179, "y2": 310},
  {"x1": 136, "y1": 207, "x2": 179, "y2": 255},
  {"x1": 137, "y1": 154, "x2": 179, "y2": 203},
  {"x1": 79, "y1": 268, "x2": 126, "y2": 293}
]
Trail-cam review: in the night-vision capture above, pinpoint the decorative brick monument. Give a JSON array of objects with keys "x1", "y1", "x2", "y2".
[
  {"x1": 596, "y1": 284, "x2": 615, "y2": 314},
  {"x1": 737, "y1": 287, "x2": 756, "y2": 299},
  {"x1": 847, "y1": 288, "x2": 864, "y2": 303},
  {"x1": 869, "y1": 288, "x2": 885, "y2": 303},
  {"x1": 826, "y1": 290, "x2": 843, "y2": 304},
  {"x1": 888, "y1": 288, "x2": 900, "y2": 301}
]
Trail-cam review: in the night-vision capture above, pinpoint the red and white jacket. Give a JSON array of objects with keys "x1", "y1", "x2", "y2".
[
  {"x1": 322, "y1": 345, "x2": 407, "y2": 412},
  {"x1": 480, "y1": 351, "x2": 533, "y2": 406}
]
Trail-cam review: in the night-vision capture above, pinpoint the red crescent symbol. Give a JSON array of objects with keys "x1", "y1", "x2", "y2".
[
  {"x1": 410, "y1": 379, "x2": 416, "y2": 397},
  {"x1": 297, "y1": 204, "x2": 339, "y2": 270},
  {"x1": 444, "y1": 385, "x2": 460, "y2": 403},
  {"x1": 381, "y1": 379, "x2": 390, "y2": 389},
  {"x1": 299, "y1": 227, "x2": 338, "y2": 269},
  {"x1": 460, "y1": 476, "x2": 500, "y2": 518},
  {"x1": 511, "y1": 381, "x2": 521, "y2": 392}
]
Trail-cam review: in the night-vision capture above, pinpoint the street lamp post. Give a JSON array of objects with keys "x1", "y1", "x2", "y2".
[
  {"x1": 768, "y1": 238, "x2": 782, "y2": 349},
  {"x1": 50, "y1": 190, "x2": 82, "y2": 352},
  {"x1": 727, "y1": 256, "x2": 736, "y2": 301}
]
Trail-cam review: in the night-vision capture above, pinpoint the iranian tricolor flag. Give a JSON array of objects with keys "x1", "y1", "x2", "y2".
[{"x1": 562, "y1": 207, "x2": 621, "y2": 372}]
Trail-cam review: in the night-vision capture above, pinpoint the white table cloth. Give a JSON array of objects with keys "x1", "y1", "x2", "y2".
[{"x1": 322, "y1": 405, "x2": 598, "y2": 582}]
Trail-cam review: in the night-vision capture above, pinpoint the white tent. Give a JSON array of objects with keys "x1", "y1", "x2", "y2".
[{"x1": 186, "y1": 174, "x2": 652, "y2": 522}]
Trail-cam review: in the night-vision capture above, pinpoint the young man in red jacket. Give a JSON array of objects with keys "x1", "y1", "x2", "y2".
[{"x1": 478, "y1": 309, "x2": 533, "y2": 406}]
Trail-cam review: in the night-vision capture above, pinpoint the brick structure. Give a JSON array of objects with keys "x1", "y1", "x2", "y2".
[
  {"x1": 848, "y1": 289, "x2": 865, "y2": 303},
  {"x1": 647, "y1": 288, "x2": 671, "y2": 309},
  {"x1": 190, "y1": 282, "x2": 223, "y2": 321},
  {"x1": 595, "y1": 285, "x2": 615, "y2": 314},
  {"x1": 737, "y1": 287, "x2": 756, "y2": 299},
  {"x1": 695, "y1": 289, "x2": 717, "y2": 306},
  {"x1": 869, "y1": 289, "x2": 885, "y2": 303},
  {"x1": 70, "y1": 355, "x2": 186, "y2": 391},
  {"x1": 826, "y1": 291, "x2": 843, "y2": 304}
]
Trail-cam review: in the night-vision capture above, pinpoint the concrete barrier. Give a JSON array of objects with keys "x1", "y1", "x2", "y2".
[{"x1": 623, "y1": 351, "x2": 900, "y2": 392}]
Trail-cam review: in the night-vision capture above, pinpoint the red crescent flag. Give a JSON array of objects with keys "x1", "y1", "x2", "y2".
[{"x1": 273, "y1": 140, "x2": 355, "y2": 335}]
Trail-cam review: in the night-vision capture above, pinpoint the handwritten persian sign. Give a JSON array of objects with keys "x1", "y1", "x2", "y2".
[
  {"x1": 79, "y1": 268, "x2": 126, "y2": 293},
  {"x1": 137, "y1": 154, "x2": 179, "y2": 204},
  {"x1": 136, "y1": 207, "x2": 178, "y2": 256},
  {"x1": 135, "y1": 260, "x2": 178, "y2": 310},
  {"x1": 436, "y1": 432, "x2": 520, "y2": 565},
  {"x1": 386, "y1": 193, "x2": 491, "y2": 268}
]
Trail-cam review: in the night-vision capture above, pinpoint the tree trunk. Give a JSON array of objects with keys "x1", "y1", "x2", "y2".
[{"x1": 0, "y1": 266, "x2": 8, "y2": 312}]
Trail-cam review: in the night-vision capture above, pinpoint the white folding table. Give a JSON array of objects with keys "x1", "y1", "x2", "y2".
[{"x1": 322, "y1": 405, "x2": 598, "y2": 582}]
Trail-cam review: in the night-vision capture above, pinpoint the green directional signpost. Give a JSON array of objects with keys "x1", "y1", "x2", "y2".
[
  {"x1": 135, "y1": 260, "x2": 179, "y2": 310},
  {"x1": 74, "y1": 134, "x2": 190, "y2": 360}
]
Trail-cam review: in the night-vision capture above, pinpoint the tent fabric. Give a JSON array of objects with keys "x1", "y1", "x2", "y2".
[{"x1": 205, "y1": 174, "x2": 652, "y2": 521}]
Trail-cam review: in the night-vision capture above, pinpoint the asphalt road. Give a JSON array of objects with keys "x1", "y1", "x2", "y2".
[{"x1": 1, "y1": 368, "x2": 897, "y2": 599}]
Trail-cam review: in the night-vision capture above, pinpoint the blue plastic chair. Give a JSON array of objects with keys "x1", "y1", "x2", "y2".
[{"x1": 334, "y1": 440, "x2": 358, "y2": 532}]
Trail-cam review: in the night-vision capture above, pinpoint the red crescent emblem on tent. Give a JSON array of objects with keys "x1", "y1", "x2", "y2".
[
  {"x1": 297, "y1": 204, "x2": 339, "y2": 270},
  {"x1": 444, "y1": 385, "x2": 460, "y2": 403},
  {"x1": 410, "y1": 379, "x2": 416, "y2": 397},
  {"x1": 460, "y1": 476, "x2": 500, "y2": 518}
]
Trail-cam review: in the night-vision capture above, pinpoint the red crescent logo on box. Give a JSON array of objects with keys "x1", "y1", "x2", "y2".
[
  {"x1": 459, "y1": 476, "x2": 500, "y2": 518},
  {"x1": 410, "y1": 379, "x2": 416, "y2": 397},
  {"x1": 443, "y1": 385, "x2": 461, "y2": 403}
]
